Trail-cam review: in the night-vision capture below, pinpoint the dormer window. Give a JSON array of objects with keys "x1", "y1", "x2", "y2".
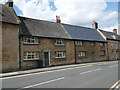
[
  {"x1": 23, "y1": 37, "x2": 39, "y2": 44},
  {"x1": 54, "y1": 39, "x2": 65, "y2": 45}
]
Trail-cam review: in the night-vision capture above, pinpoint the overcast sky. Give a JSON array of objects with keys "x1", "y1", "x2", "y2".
[{"x1": 0, "y1": 0, "x2": 119, "y2": 34}]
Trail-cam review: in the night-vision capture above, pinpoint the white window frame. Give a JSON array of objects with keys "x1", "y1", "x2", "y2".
[
  {"x1": 91, "y1": 42, "x2": 95, "y2": 46},
  {"x1": 54, "y1": 39, "x2": 65, "y2": 45},
  {"x1": 55, "y1": 51, "x2": 66, "y2": 58},
  {"x1": 78, "y1": 51, "x2": 86, "y2": 57},
  {"x1": 100, "y1": 43, "x2": 105, "y2": 47},
  {"x1": 75, "y1": 41, "x2": 83, "y2": 46},
  {"x1": 24, "y1": 52, "x2": 39, "y2": 60},
  {"x1": 23, "y1": 37, "x2": 39, "y2": 44},
  {"x1": 100, "y1": 50, "x2": 106, "y2": 56}
]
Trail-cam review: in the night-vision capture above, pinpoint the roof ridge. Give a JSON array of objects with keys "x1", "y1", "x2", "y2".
[
  {"x1": 19, "y1": 16, "x2": 96, "y2": 30},
  {"x1": 99, "y1": 29, "x2": 118, "y2": 35},
  {"x1": 18, "y1": 16, "x2": 58, "y2": 24},
  {"x1": 62, "y1": 23, "x2": 96, "y2": 30}
]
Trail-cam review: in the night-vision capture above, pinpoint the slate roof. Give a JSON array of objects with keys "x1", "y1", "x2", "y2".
[
  {"x1": 62, "y1": 24, "x2": 106, "y2": 42},
  {"x1": 117, "y1": 35, "x2": 120, "y2": 41},
  {"x1": 100, "y1": 30, "x2": 119, "y2": 41},
  {"x1": 0, "y1": 4, "x2": 19, "y2": 24},
  {"x1": 19, "y1": 17, "x2": 70, "y2": 39},
  {"x1": 19, "y1": 16, "x2": 106, "y2": 42}
]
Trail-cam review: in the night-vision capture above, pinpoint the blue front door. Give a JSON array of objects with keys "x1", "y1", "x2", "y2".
[{"x1": 44, "y1": 52, "x2": 50, "y2": 67}]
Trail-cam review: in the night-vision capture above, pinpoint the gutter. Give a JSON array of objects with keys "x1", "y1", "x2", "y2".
[
  {"x1": 74, "y1": 41, "x2": 77, "y2": 64},
  {"x1": 19, "y1": 31, "x2": 22, "y2": 70},
  {"x1": 106, "y1": 41, "x2": 109, "y2": 61}
]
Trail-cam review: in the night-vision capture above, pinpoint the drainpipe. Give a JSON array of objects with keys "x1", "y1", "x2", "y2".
[
  {"x1": 74, "y1": 41, "x2": 77, "y2": 64},
  {"x1": 19, "y1": 34, "x2": 21, "y2": 70},
  {"x1": 107, "y1": 42, "x2": 109, "y2": 61}
]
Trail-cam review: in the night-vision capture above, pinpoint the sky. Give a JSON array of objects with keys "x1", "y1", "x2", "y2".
[{"x1": 0, "y1": 0, "x2": 119, "y2": 34}]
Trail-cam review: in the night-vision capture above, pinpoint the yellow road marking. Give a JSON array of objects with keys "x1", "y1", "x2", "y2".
[
  {"x1": 116, "y1": 83, "x2": 120, "y2": 88},
  {"x1": 109, "y1": 80, "x2": 120, "y2": 90}
]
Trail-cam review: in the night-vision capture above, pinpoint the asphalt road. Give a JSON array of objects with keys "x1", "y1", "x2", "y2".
[{"x1": 1, "y1": 61, "x2": 119, "y2": 89}]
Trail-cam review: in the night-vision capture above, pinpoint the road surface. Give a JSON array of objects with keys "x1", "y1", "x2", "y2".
[{"x1": 1, "y1": 61, "x2": 120, "y2": 89}]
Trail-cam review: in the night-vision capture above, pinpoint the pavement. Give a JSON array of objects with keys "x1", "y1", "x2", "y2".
[
  {"x1": 0, "y1": 60, "x2": 118, "y2": 78},
  {"x1": 0, "y1": 62, "x2": 97, "y2": 78},
  {"x1": 1, "y1": 60, "x2": 119, "y2": 89}
]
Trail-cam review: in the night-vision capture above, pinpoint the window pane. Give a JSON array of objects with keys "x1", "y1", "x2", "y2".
[
  {"x1": 76, "y1": 41, "x2": 83, "y2": 46},
  {"x1": 55, "y1": 40, "x2": 64, "y2": 45},
  {"x1": 23, "y1": 37, "x2": 38, "y2": 44},
  {"x1": 24, "y1": 52, "x2": 39, "y2": 60},
  {"x1": 55, "y1": 51, "x2": 66, "y2": 58},
  {"x1": 79, "y1": 51, "x2": 86, "y2": 57}
]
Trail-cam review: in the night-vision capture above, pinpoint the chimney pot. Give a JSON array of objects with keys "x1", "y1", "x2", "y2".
[
  {"x1": 56, "y1": 15, "x2": 61, "y2": 23},
  {"x1": 6, "y1": 0, "x2": 13, "y2": 7},
  {"x1": 113, "y1": 28, "x2": 117, "y2": 34},
  {"x1": 92, "y1": 21, "x2": 98, "y2": 29}
]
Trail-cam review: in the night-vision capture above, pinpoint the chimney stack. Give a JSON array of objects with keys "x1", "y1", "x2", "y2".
[
  {"x1": 56, "y1": 16, "x2": 61, "y2": 23},
  {"x1": 92, "y1": 21, "x2": 98, "y2": 29},
  {"x1": 113, "y1": 28, "x2": 117, "y2": 34},
  {"x1": 6, "y1": 0, "x2": 13, "y2": 7}
]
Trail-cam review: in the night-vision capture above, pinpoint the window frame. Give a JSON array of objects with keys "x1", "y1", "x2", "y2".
[
  {"x1": 100, "y1": 42, "x2": 105, "y2": 47},
  {"x1": 54, "y1": 39, "x2": 65, "y2": 46},
  {"x1": 23, "y1": 37, "x2": 39, "y2": 44},
  {"x1": 78, "y1": 51, "x2": 86, "y2": 57},
  {"x1": 55, "y1": 51, "x2": 66, "y2": 58},
  {"x1": 100, "y1": 50, "x2": 106, "y2": 56},
  {"x1": 75, "y1": 41, "x2": 83, "y2": 46},
  {"x1": 23, "y1": 52, "x2": 39, "y2": 60},
  {"x1": 90, "y1": 42, "x2": 95, "y2": 46}
]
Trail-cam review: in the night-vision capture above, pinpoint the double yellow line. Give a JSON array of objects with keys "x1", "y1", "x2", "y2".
[{"x1": 109, "y1": 80, "x2": 120, "y2": 90}]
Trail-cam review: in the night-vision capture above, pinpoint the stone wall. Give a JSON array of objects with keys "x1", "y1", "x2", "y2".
[
  {"x1": 20, "y1": 38, "x2": 75, "y2": 70},
  {"x1": 1, "y1": 23, "x2": 19, "y2": 72},
  {"x1": 107, "y1": 40, "x2": 119, "y2": 60},
  {"x1": 20, "y1": 37, "x2": 108, "y2": 70},
  {"x1": 75, "y1": 41, "x2": 108, "y2": 63}
]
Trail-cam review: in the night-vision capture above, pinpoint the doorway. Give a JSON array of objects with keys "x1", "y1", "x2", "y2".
[
  {"x1": 91, "y1": 52, "x2": 95, "y2": 62},
  {"x1": 44, "y1": 52, "x2": 50, "y2": 67}
]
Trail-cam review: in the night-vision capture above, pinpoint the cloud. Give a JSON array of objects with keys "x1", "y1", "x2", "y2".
[
  {"x1": 0, "y1": 0, "x2": 6, "y2": 4},
  {"x1": 0, "y1": 0, "x2": 118, "y2": 33},
  {"x1": 54, "y1": 0, "x2": 118, "y2": 26},
  {"x1": 12, "y1": 0, "x2": 118, "y2": 24},
  {"x1": 100, "y1": 11, "x2": 118, "y2": 21},
  {"x1": 54, "y1": 0, "x2": 106, "y2": 24},
  {"x1": 103, "y1": 24, "x2": 118, "y2": 33},
  {"x1": 14, "y1": 0, "x2": 54, "y2": 20}
]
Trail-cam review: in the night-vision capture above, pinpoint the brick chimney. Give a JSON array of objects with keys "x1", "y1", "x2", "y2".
[
  {"x1": 92, "y1": 21, "x2": 98, "y2": 29},
  {"x1": 6, "y1": 0, "x2": 13, "y2": 7},
  {"x1": 113, "y1": 28, "x2": 117, "y2": 34},
  {"x1": 56, "y1": 16, "x2": 61, "y2": 23}
]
